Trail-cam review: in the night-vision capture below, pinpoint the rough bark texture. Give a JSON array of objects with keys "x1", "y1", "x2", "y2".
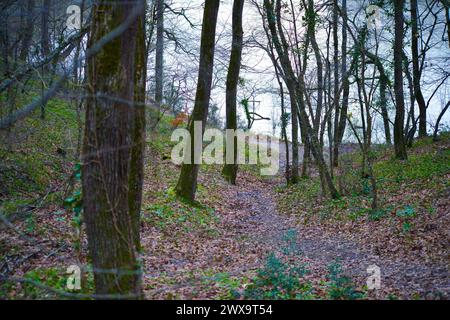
[
  {"x1": 393, "y1": 0, "x2": 408, "y2": 160},
  {"x1": 82, "y1": 0, "x2": 144, "y2": 297},
  {"x1": 411, "y1": 0, "x2": 427, "y2": 137},
  {"x1": 175, "y1": 0, "x2": 220, "y2": 201},
  {"x1": 222, "y1": 0, "x2": 244, "y2": 185}
]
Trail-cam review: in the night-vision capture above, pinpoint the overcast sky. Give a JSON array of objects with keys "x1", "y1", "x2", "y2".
[{"x1": 159, "y1": 0, "x2": 449, "y2": 141}]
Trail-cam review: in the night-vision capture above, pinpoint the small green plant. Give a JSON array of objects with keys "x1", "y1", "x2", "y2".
[
  {"x1": 63, "y1": 163, "x2": 83, "y2": 254},
  {"x1": 207, "y1": 272, "x2": 244, "y2": 299},
  {"x1": 395, "y1": 205, "x2": 416, "y2": 233},
  {"x1": 326, "y1": 261, "x2": 364, "y2": 300},
  {"x1": 402, "y1": 221, "x2": 412, "y2": 233},
  {"x1": 63, "y1": 163, "x2": 83, "y2": 229},
  {"x1": 243, "y1": 230, "x2": 312, "y2": 300},
  {"x1": 243, "y1": 253, "x2": 312, "y2": 300},
  {"x1": 20, "y1": 266, "x2": 95, "y2": 299},
  {"x1": 281, "y1": 229, "x2": 301, "y2": 256},
  {"x1": 143, "y1": 187, "x2": 218, "y2": 234},
  {"x1": 368, "y1": 208, "x2": 387, "y2": 221},
  {"x1": 396, "y1": 205, "x2": 416, "y2": 218}
]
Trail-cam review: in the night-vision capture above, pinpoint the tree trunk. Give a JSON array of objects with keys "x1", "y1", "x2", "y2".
[
  {"x1": 291, "y1": 97, "x2": 299, "y2": 183},
  {"x1": 393, "y1": 0, "x2": 408, "y2": 160},
  {"x1": 264, "y1": 0, "x2": 339, "y2": 198},
  {"x1": 41, "y1": 0, "x2": 50, "y2": 61},
  {"x1": 332, "y1": 0, "x2": 339, "y2": 168},
  {"x1": 82, "y1": 0, "x2": 145, "y2": 297},
  {"x1": 411, "y1": 0, "x2": 427, "y2": 137},
  {"x1": 19, "y1": 0, "x2": 34, "y2": 62},
  {"x1": 222, "y1": 0, "x2": 244, "y2": 185},
  {"x1": 128, "y1": 8, "x2": 147, "y2": 253},
  {"x1": 279, "y1": 82, "x2": 290, "y2": 183},
  {"x1": 175, "y1": 0, "x2": 220, "y2": 201},
  {"x1": 433, "y1": 100, "x2": 450, "y2": 141},
  {"x1": 306, "y1": 0, "x2": 323, "y2": 138},
  {"x1": 379, "y1": 77, "x2": 391, "y2": 144},
  {"x1": 155, "y1": 0, "x2": 164, "y2": 109},
  {"x1": 333, "y1": 0, "x2": 349, "y2": 167}
]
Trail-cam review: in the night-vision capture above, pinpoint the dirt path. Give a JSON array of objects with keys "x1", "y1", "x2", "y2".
[
  {"x1": 224, "y1": 139, "x2": 449, "y2": 299},
  {"x1": 227, "y1": 170, "x2": 449, "y2": 299},
  {"x1": 142, "y1": 138, "x2": 447, "y2": 299}
]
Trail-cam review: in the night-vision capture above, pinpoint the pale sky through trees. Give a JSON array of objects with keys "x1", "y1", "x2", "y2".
[{"x1": 164, "y1": 0, "x2": 449, "y2": 141}]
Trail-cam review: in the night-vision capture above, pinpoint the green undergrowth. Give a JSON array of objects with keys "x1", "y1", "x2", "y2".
[
  {"x1": 277, "y1": 133, "x2": 450, "y2": 223},
  {"x1": 0, "y1": 266, "x2": 94, "y2": 299},
  {"x1": 202, "y1": 230, "x2": 364, "y2": 300},
  {"x1": 0, "y1": 98, "x2": 78, "y2": 217},
  {"x1": 142, "y1": 187, "x2": 219, "y2": 236}
]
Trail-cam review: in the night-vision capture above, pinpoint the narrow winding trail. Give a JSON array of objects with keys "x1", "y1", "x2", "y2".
[
  {"x1": 143, "y1": 139, "x2": 448, "y2": 299},
  {"x1": 222, "y1": 139, "x2": 449, "y2": 299},
  {"x1": 227, "y1": 170, "x2": 448, "y2": 299}
]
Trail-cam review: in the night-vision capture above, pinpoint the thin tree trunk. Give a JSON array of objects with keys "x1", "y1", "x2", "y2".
[
  {"x1": 155, "y1": 0, "x2": 164, "y2": 110},
  {"x1": 411, "y1": 0, "x2": 427, "y2": 137},
  {"x1": 222, "y1": 0, "x2": 244, "y2": 185},
  {"x1": 433, "y1": 100, "x2": 450, "y2": 141},
  {"x1": 379, "y1": 77, "x2": 391, "y2": 144},
  {"x1": 175, "y1": 0, "x2": 220, "y2": 201},
  {"x1": 333, "y1": 0, "x2": 349, "y2": 167},
  {"x1": 41, "y1": 0, "x2": 50, "y2": 63},
  {"x1": 129, "y1": 8, "x2": 147, "y2": 252},
  {"x1": 264, "y1": 0, "x2": 339, "y2": 198},
  {"x1": 19, "y1": 0, "x2": 34, "y2": 62},
  {"x1": 306, "y1": 0, "x2": 323, "y2": 138},
  {"x1": 393, "y1": 0, "x2": 408, "y2": 160},
  {"x1": 332, "y1": 0, "x2": 339, "y2": 168}
]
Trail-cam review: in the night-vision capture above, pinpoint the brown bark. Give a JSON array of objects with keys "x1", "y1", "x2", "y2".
[
  {"x1": 332, "y1": 0, "x2": 339, "y2": 167},
  {"x1": 264, "y1": 0, "x2": 339, "y2": 198},
  {"x1": 82, "y1": 0, "x2": 145, "y2": 297},
  {"x1": 129, "y1": 8, "x2": 147, "y2": 253},
  {"x1": 333, "y1": 0, "x2": 349, "y2": 167},
  {"x1": 155, "y1": 0, "x2": 164, "y2": 109},
  {"x1": 411, "y1": 0, "x2": 427, "y2": 137},
  {"x1": 175, "y1": 0, "x2": 220, "y2": 201},
  {"x1": 393, "y1": 0, "x2": 408, "y2": 160},
  {"x1": 222, "y1": 0, "x2": 244, "y2": 185},
  {"x1": 19, "y1": 0, "x2": 34, "y2": 62}
]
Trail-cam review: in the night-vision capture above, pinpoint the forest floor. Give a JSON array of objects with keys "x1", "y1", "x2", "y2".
[
  {"x1": 141, "y1": 133, "x2": 449, "y2": 300},
  {"x1": 0, "y1": 105, "x2": 449, "y2": 299}
]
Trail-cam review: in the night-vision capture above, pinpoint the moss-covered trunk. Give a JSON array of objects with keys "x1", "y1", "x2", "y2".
[
  {"x1": 82, "y1": 0, "x2": 144, "y2": 298},
  {"x1": 222, "y1": 0, "x2": 244, "y2": 185},
  {"x1": 175, "y1": 0, "x2": 220, "y2": 201}
]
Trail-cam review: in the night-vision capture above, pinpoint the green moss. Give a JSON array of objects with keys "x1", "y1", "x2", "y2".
[
  {"x1": 374, "y1": 149, "x2": 449, "y2": 184},
  {"x1": 0, "y1": 266, "x2": 94, "y2": 299},
  {"x1": 142, "y1": 187, "x2": 219, "y2": 235}
]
